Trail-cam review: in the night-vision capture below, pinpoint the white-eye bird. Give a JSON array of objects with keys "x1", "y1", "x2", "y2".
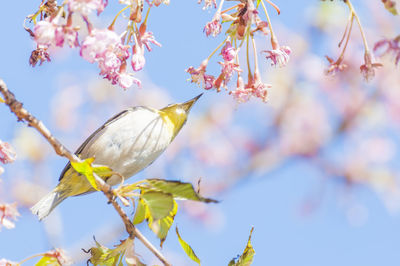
[{"x1": 31, "y1": 94, "x2": 202, "y2": 220}]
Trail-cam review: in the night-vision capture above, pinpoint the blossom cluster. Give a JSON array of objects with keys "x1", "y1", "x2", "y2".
[
  {"x1": 324, "y1": 0, "x2": 382, "y2": 81},
  {"x1": 187, "y1": 0, "x2": 291, "y2": 103},
  {"x1": 27, "y1": 0, "x2": 165, "y2": 89}
]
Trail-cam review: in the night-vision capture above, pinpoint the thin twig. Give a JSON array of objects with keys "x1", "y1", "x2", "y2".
[{"x1": 0, "y1": 78, "x2": 171, "y2": 266}]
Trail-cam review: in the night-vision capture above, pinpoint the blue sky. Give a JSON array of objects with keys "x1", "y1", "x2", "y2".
[{"x1": 1, "y1": 1, "x2": 400, "y2": 265}]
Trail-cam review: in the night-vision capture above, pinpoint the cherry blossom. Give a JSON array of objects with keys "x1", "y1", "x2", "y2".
[
  {"x1": 230, "y1": 72, "x2": 270, "y2": 103},
  {"x1": 0, "y1": 203, "x2": 20, "y2": 230},
  {"x1": 214, "y1": 39, "x2": 241, "y2": 90},
  {"x1": 118, "y1": 72, "x2": 141, "y2": 89},
  {"x1": 360, "y1": 51, "x2": 382, "y2": 82},
  {"x1": 34, "y1": 16, "x2": 79, "y2": 48},
  {"x1": 34, "y1": 19, "x2": 58, "y2": 46},
  {"x1": 131, "y1": 44, "x2": 146, "y2": 71},
  {"x1": 221, "y1": 39, "x2": 236, "y2": 61},
  {"x1": 80, "y1": 29, "x2": 137, "y2": 88},
  {"x1": 262, "y1": 46, "x2": 291, "y2": 67},
  {"x1": 139, "y1": 31, "x2": 161, "y2": 52},
  {"x1": 325, "y1": 55, "x2": 348, "y2": 76},
  {"x1": 55, "y1": 25, "x2": 79, "y2": 48},
  {"x1": 186, "y1": 60, "x2": 215, "y2": 90},
  {"x1": 0, "y1": 140, "x2": 16, "y2": 164},
  {"x1": 68, "y1": 0, "x2": 107, "y2": 16},
  {"x1": 204, "y1": 13, "x2": 222, "y2": 37},
  {"x1": 198, "y1": 0, "x2": 217, "y2": 10}
]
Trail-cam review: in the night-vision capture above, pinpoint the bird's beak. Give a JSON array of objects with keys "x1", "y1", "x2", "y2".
[{"x1": 180, "y1": 93, "x2": 203, "y2": 113}]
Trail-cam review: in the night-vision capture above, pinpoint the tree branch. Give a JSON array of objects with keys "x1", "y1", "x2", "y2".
[{"x1": 0, "y1": 78, "x2": 171, "y2": 266}]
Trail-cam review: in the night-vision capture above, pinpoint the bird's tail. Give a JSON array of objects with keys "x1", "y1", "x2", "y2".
[{"x1": 30, "y1": 190, "x2": 66, "y2": 220}]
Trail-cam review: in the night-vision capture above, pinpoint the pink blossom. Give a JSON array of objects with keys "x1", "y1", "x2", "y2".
[
  {"x1": 140, "y1": 31, "x2": 161, "y2": 52},
  {"x1": 186, "y1": 60, "x2": 215, "y2": 90},
  {"x1": 80, "y1": 29, "x2": 138, "y2": 88},
  {"x1": 0, "y1": 203, "x2": 19, "y2": 230},
  {"x1": 34, "y1": 17, "x2": 79, "y2": 48},
  {"x1": 215, "y1": 61, "x2": 241, "y2": 90},
  {"x1": 118, "y1": 72, "x2": 141, "y2": 89},
  {"x1": 230, "y1": 76, "x2": 251, "y2": 103},
  {"x1": 34, "y1": 20, "x2": 57, "y2": 46},
  {"x1": 325, "y1": 56, "x2": 347, "y2": 76},
  {"x1": 80, "y1": 29, "x2": 120, "y2": 62},
  {"x1": 55, "y1": 26, "x2": 79, "y2": 48},
  {"x1": 360, "y1": 51, "x2": 382, "y2": 82},
  {"x1": 68, "y1": 0, "x2": 107, "y2": 16},
  {"x1": 230, "y1": 72, "x2": 270, "y2": 103},
  {"x1": 44, "y1": 249, "x2": 72, "y2": 265},
  {"x1": 374, "y1": 36, "x2": 400, "y2": 66},
  {"x1": 204, "y1": 16, "x2": 222, "y2": 37},
  {"x1": 0, "y1": 141, "x2": 16, "y2": 164},
  {"x1": 131, "y1": 44, "x2": 146, "y2": 71},
  {"x1": 221, "y1": 39, "x2": 236, "y2": 61},
  {"x1": 262, "y1": 46, "x2": 291, "y2": 67},
  {"x1": 198, "y1": 0, "x2": 217, "y2": 9}
]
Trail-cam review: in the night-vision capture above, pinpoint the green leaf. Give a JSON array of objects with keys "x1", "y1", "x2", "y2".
[
  {"x1": 176, "y1": 227, "x2": 201, "y2": 266},
  {"x1": 228, "y1": 227, "x2": 255, "y2": 266},
  {"x1": 133, "y1": 199, "x2": 146, "y2": 225},
  {"x1": 88, "y1": 238, "x2": 133, "y2": 266},
  {"x1": 71, "y1": 158, "x2": 115, "y2": 191},
  {"x1": 382, "y1": 0, "x2": 398, "y2": 15},
  {"x1": 71, "y1": 158, "x2": 99, "y2": 191},
  {"x1": 35, "y1": 256, "x2": 59, "y2": 266},
  {"x1": 146, "y1": 179, "x2": 218, "y2": 203},
  {"x1": 149, "y1": 200, "x2": 178, "y2": 247},
  {"x1": 142, "y1": 191, "x2": 174, "y2": 220}
]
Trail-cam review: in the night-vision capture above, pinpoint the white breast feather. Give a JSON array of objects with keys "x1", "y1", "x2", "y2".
[{"x1": 79, "y1": 108, "x2": 173, "y2": 184}]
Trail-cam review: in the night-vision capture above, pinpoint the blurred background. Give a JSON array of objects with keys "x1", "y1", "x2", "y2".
[{"x1": 1, "y1": 0, "x2": 400, "y2": 265}]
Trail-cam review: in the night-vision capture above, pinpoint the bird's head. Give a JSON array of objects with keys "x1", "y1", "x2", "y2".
[{"x1": 159, "y1": 93, "x2": 203, "y2": 140}]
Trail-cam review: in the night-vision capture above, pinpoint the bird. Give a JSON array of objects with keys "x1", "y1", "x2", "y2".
[{"x1": 31, "y1": 94, "x2": 202, "y2": 220}]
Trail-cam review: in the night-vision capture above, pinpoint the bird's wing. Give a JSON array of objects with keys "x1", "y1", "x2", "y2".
[{"x1": 58, "y1": 107, "x2": 151, "y2": 181}]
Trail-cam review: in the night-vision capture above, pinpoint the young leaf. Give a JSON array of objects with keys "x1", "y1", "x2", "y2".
[
  {"x1": 228, "y1": 227, "x2": 255, "y2": 266},
  {"x1": 132, "y1": 199, "x2": 146, "y2": 225},
  {"x1": 149, "y1": 200, "x2": 178, "y2": 247},
  {"x1": 88, "y1": 238, "x2": 133, "y2": 266},
  {"x1": 176, "y1": 227, "x2": 201, "y2": 266},
  {"x1": 71, "y1": 159, "x2": 115, "y2": 191},
  {"x1": 146, "y1": 179, "x2": 218, "y2": 203},
  {"x1": 71, "y1": 158, "x2": 99, "y2": 191},
  {"x1": 142, "y1": 191, "x2": 174, "y2": 220},
  {"x1": 35, "y1": 256, "x2": 60, "y2": 266}
]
